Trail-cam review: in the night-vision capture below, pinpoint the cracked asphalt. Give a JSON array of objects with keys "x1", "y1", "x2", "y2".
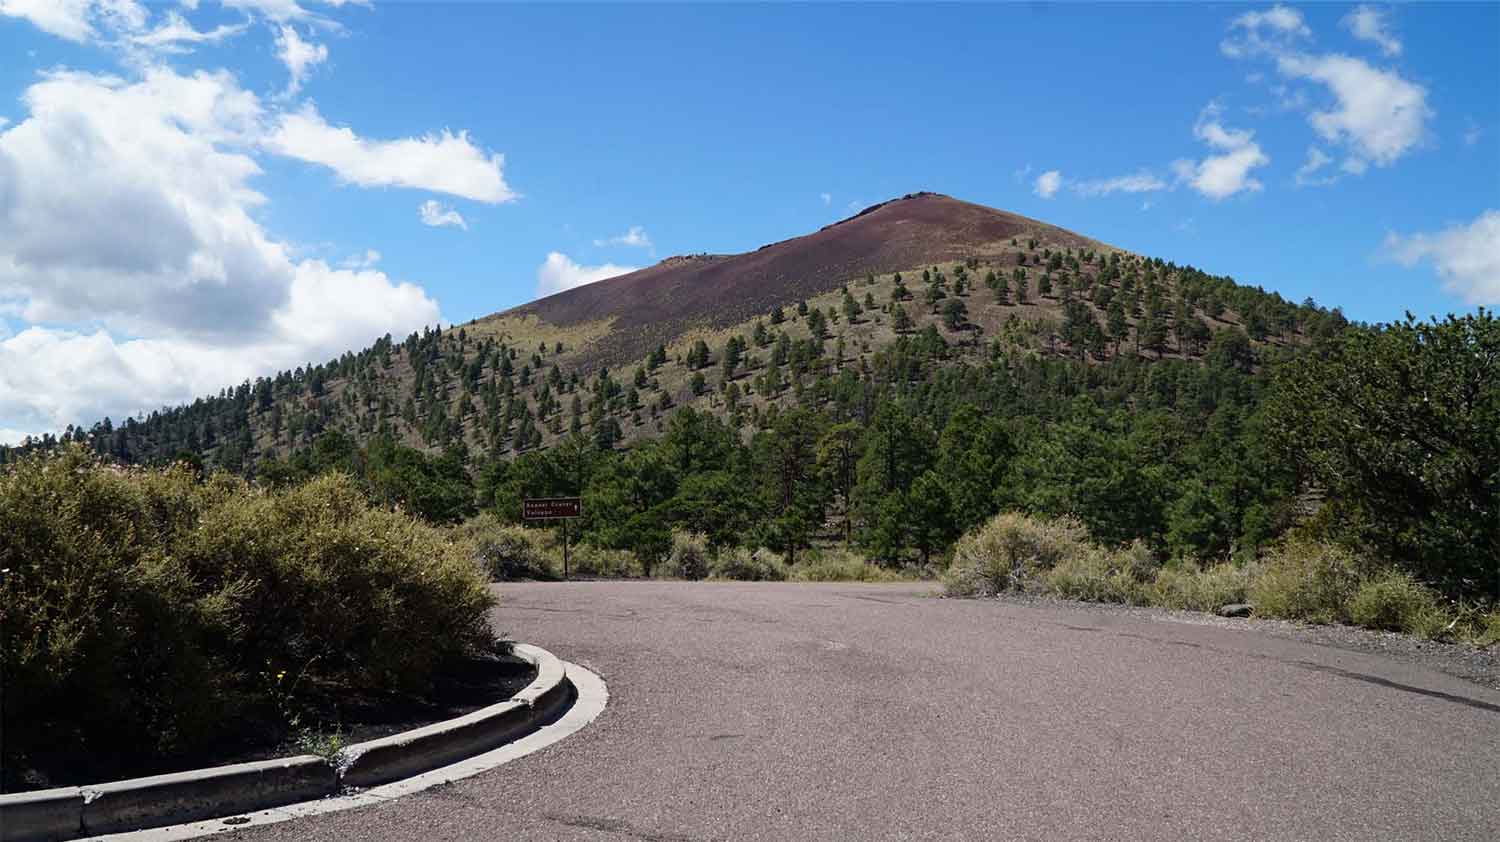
[{"x1": 233, "y1": 581, "x2": 1500, "y2": 841}]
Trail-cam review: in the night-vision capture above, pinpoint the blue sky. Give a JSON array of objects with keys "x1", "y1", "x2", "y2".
[{"x1": 0, "y1": 1, "x2": 1495, "y2": 441}]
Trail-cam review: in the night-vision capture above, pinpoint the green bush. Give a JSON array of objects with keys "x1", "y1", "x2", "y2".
[
  {"x1": 570, "y1": 543, "x2": 638, "y2": 577},
  {"x1": 667, "y1": 531, "x2": 710, "y2": 580},
  {"x1": 455, "y1": 515, "x2": 559, "y2": 580},
  {"x1": 1151, "y1": 560, "x2": 1257, "y2": 612},
  {"x1": 1249, "y1": 540, "x2": 1365, "y2": 624},
  {"x1": 789, "y1": 548, "x2": 905, "y2": 582},
  {"x1": 1045, "y1": 548, "x2": 1152, "y2": 606},
  {"x1": 0, "y1": 447, "x2": 495, "y2": 785},
  {"x1": 709, "y1": 547, "x2": 788, "y2": 581},
  {"x1": 1348, "y1": 570, "x2": 1452, "y2": 638},
  {"x1": 944, "y1": 512, "x2": 1092, "y2": 597}
]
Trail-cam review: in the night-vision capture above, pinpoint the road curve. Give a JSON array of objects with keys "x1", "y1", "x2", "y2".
[{"x1": 234, "y1": 582, "x2": 1500, "y2": 841}]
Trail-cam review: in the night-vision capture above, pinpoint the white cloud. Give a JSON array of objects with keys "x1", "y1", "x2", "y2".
[
  {"x1": 1385, "y1": 211, "x2": 1500, "y2": 305},
  {"x1": 1342, "y1": 5, "x2": 1401, "y2": 57},
  {"x1": 274, "y1": 25, "x2": 327, "y2": 96},
  {"x1": 1294, "y1": 146, "x2": 1336, "y2": 187},
  {"x1": 1276, "y1": 52, "x2": 1431, "y2": 171},
  {"x1": 535, "y1": 252, "x2": 637, "y2": 298},
  {"x1": 220, "y1": 0, "x2": 312, "y2": 23},
  {"x1": 0, "y1": 67, "x2": 284, "y2": 340},
  {"x1": 0, "y1": 66, "x2": 444, "y2": 433},
  {"x1": 1073, "y1": 171, "x2": 1168, "y2": 197},
  {"x1": 820, "y1": 192, "x2": 831, "y2": 206},
  {"x1": 131, "y1": 12, "x2": 248, "y2": 53},
  {"x1": 593, "y1": 225, "x2": 651, "y2": 249},
  {"x1": 418, "y1": 199, "x2": 467, "y2": 230},
  {"x1": 1221, "y1": 4, "x2": 1310, "y2": 57},
  {"x1": 267, "y1": 106, "x2": 517, "y2": 203},
  {"x1": 1222, "y1": 6, "x2": 1431, "y2": 175},
  {"x1": 0, "y1": 262, "x2": 439, "y2": 434},
  {"x1": 1033, "y1": 170, "x2": 1062, "y2": 199},
  {"x1": 0, "y1": 0, "x2": 147, "y2": 43},
  {"x1": 339, "y1": 248, "x2": 380, "y2": 269},
  {"x1": 1172, "y1": 103, "x2": 1269, "y2": 200}
]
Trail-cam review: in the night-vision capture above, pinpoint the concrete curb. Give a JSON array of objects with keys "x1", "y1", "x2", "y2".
[
  {"x1": 338, "y1": 642, "x2": 571, "y2": 788},
  {"x1": 0, "y1": 644, "x2": 570, "y2": 842}
]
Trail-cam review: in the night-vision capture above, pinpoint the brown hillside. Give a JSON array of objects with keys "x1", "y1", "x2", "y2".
[{"x1": 496, "y1": 192, "x2": 1104, "y2": 367}]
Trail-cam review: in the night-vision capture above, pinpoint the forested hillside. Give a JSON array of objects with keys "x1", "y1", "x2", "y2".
[{"x1": 5, "y1": 193, "x2": 1494, "y2": 607}]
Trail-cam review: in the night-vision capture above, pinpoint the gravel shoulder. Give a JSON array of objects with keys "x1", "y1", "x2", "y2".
[{"x1": 971, "y1": 590, "x2": 1500, "y2": 692}]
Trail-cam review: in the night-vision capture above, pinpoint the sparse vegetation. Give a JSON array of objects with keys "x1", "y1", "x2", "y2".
[{"x1": 945, "y1": 512, "x2": 1499, "y2": 646}]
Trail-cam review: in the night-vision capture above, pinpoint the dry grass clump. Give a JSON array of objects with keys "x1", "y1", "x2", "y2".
[
  {"x1": 667, "y1": 531, "x2": 711, "y2": 580},
  {"x1": 1151, "y1": 560, "x2": 1258, "y2": 612},
  {"x1": 455, "y1": 514, "x2": 560, "y2": 580},
  {"x1": 1248, "y1": 540, "x2": 1365, "y2": 624},
  {"x1": 944, "y1": 512, "x2": 1092, "y2": 597},
  {"x1": 709, "y1": 547, "x2": 788, "y2": 581},
  {"x1": 789, "y1": 548, "x2": 907, "y2": 582}
]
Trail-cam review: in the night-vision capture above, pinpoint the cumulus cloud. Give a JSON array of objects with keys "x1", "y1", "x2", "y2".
[
  {"x1": 1033, "y1": 170, "x2": 1062, "y2": 199},
  {"x1": 0, "y1": 68, "x2": 285, "y2": 340},
  {"x1": 418, "y1": 199, "x2": 467, "y2": 230},
  {"x1": 0, "y1": 0, "x2": 147, "y2": 43},
  {"x1": 1221, "y1": 4, "x2": 1310, "y2": 58},
  {"x1": 1171, "y1": 103, "x2": 1269, "y2": 200},
  {"x1": 535, "y1": 252, "x2": 637, "y2": 298},
  {"x1": 1385, "y1": 211, "x2": 1500, "y2": 305},
  {"x1": 1276, "y1": 52, "x2": 1431, "y2": 172},
  {"x1": 820, "y1": 192, "x2": 832, "y2": 206},
  {"x1": 267, "y1": 106, "x2": 517, "y2": 203},
  {"x1": 593, "y1": 225, "x2": 652, "y2": 249},
  {"x1": 0, "y1": 66, "x2": 445, "y2": 433},
  {"x1": 1223, "y1": 5, "x2": 1431, "y2": 175},
  {"x1": 1342, "y1": 5, "x2": 1401, "y2": 57},
  {"x1": 0, "y1": 262, "x2": 439, "y2": 435},
  {"x1": 274, "y1": 25, "x2": 326, "y2": 96},
  {"x1": 1073, "y1": 171, "x2": 1169, "y2": 197}
]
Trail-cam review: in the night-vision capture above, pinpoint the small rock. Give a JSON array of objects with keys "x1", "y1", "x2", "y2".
[{"x1": 1217, "y1": 603, "x2": 1253, "y2": 618}]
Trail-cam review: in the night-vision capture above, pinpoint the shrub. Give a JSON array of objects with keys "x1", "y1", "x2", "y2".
[
  {"x1": 790, "y1": 548, "x2": 904, "y2": 582},
  {"x1": 944, "y1": 512, "x2": 1092, "y2": 597},
  {"x1": 570, "y1": 543, "x2": 638, "y2": 577},
  {"x1": 1151, "y1": 560, "x2": 1257, "y2": 612},
  {"x1": 0, "y1": 448, "x2": 496, "y2": 786},
  {"x1": 1045, "y1": 547, "x2": 1151, "y2": 606},
  {"x1": 709, "y1": 547, "x2": 788, "y2": 581},
  {"x1": 1476, "y1": 610, "x2": 1500, "y2": 649},
  {"x1": 1250, "y1": 540, "x2": 1364, "y2": 624},
  {"x1": 667, "y1": 531, "x2": 710, "y2": 580},
  {"x1": 455, "y1": 514, "x2": 559, "y2": 580},
  {"x1": 1348, "y1": 570, "x2": 1452, "y2": 638}
]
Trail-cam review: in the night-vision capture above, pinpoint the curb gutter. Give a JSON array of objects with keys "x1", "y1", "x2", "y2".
[{"x1": 0, "y1": 643, "x2": 569, "y2": 842}]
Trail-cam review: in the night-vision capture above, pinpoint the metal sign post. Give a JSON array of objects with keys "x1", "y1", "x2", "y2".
[{"x1": 522, "y1": 498, "x2": 583, "y2": 579}]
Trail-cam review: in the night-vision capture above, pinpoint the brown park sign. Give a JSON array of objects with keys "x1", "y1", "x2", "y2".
[{"x1": 523, "y1": 497, "x2": 582, "y2": 520}]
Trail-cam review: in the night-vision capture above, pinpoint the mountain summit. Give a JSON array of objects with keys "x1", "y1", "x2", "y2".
[{"x1": 501, "y1": 192, "x2": 1105, "y2": 366}]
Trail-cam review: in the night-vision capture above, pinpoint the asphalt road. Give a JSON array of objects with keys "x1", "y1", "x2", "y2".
[{"x1": 236, "y1": 582, "x2": 1500, "y2": 841}]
